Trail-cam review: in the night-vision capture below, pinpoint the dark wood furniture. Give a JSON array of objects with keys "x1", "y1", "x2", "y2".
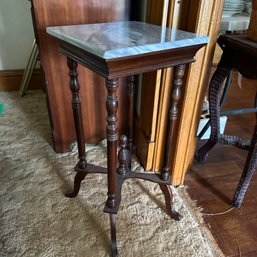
[
  {"x1": 30, "y1": 0, "x2": 131, "y2": 152},
  {"x1": 197, "y1": 34, "x2": 257, "y2": 208},
  {"x1": 47, "y1": 21, "x2": 208, "y2": 256},
  {"x1": 187, "y1": 78, "x2": 257, "y2": 257}
]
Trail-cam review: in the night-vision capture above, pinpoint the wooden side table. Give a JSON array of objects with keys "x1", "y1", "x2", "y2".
[
  {"x1": 47, "y1": 21, "x2": 208, "y2": 256},
  {"x1": 197, "y1": 34, "x2": 257, "y2": 208}
]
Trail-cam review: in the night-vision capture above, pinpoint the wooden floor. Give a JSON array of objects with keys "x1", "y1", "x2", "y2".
[{"x1": 185, "y1": 73, "x2": 257, "y2": 257}]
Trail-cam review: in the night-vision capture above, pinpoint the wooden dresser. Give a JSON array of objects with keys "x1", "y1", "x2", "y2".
[{"x1": 30, "y1": 0, "x2": 131, "y2": 152}]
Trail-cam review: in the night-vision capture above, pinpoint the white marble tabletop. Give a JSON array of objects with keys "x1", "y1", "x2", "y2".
[{"x1": 47, "y1": 21, "x2": 209, "y2": 60}]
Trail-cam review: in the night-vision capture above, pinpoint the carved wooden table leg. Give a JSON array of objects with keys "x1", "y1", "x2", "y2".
[
  {"x1": 197, "y1": 64, "x2": 232, "y2": 163},
  {"x1": 232, "y1": 123, "x2": 257, "y2": 208},
  {"x1": 127, "y1": 76, "x2": 136, "y2": 153},
  {"x1": 105, "y1": 79, "x2": 119, "y2": 209},
  {"x1": 159, "y1": 185, "x2": 181, "y2": 220},
  {"x1": 66, "y1": 58, "x2": 87, "y2": 198},
  {"x1": 161, "y1": 64, "x2": 185, "y2": 181},
  {"x1": 105, "y1": 78, "x2": 119, "y2": 256},
  {"x1": 105, "y1": 134, "x2": 181, "y2": 256},
  {"x1": 158, "y1": 64, "x2": 185, "y2": 220}
]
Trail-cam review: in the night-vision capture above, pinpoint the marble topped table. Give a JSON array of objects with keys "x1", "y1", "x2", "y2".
[{"x1": 47, "y1": 21, "x2": 208, "y2": 256}]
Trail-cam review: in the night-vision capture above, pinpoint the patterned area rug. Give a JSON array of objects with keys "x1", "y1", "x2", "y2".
[{"x1": 0, "y1": 91, "x2": 223, "y2": 257}]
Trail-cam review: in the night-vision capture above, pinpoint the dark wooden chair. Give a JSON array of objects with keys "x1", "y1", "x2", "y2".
[{"x1": 196, "y1": 33, "x2": 257, "y2": 208}]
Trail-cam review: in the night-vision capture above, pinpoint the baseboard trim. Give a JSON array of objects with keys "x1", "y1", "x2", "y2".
[{"x1": 0, "y1": 69, "x2": 44, "y2": 92}]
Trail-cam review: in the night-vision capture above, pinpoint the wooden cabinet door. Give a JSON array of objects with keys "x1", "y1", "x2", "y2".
[
  {"x1": 135, "y1": 0, "x2": 173, "y2": 171},
  {"x1": 135, "y1": 0, "x2": 224, "y2": 185},
  {"x1": 31, "y1": 0, "x2": 131, "y2": 152}
]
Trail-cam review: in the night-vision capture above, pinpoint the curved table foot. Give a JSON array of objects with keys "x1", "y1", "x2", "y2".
[
  {"x1": 159, "y1": 184, "x2": 181, "y2": 221},
  {"x1": 65, "y1": 171, "x2": 88, "y2": 198},
  {"x1": 110, "y1": 213, "x2": 118, "y2": 257}
]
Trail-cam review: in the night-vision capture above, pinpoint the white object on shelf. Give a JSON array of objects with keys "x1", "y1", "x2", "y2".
[
  {"x1": 220, "y1": 14, "x2": 250, "y2": 32},
  {"x1": 197, "y1": 116, "x2": 228, "y2": 140}
]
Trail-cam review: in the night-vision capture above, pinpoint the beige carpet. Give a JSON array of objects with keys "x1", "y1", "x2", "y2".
[{"x1": 0, "y1": 91, "x2": 223, "y2": 257}]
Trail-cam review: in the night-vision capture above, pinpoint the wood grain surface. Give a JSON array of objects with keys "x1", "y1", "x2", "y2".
[{"x1": 31, "y1": 0, "x2": 130, "y2": 152}]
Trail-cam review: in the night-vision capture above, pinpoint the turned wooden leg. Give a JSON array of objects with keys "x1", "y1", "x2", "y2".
[
  {"x1": 66, "y1": 58, "x2": 87, "y2": 197},
  {"x1": 197, "y1": 65, "x2": 232, "y2": 163},
  {"x1": 232, "y1": 123, "x2": 257, "y2": 208},
  {"x1": 159, "y1": 184, "x2": 181, "y2": 220},
  {"x1": 127, "y1": 76, "x2": 136, "y2": 153},
  {"x1": 105, "y1": 79, "x2": 119, "y2": 209},
  {"x1": 110, "y1": 214, "x2": 118, "y2": 257},
  {"x1": 161, "y1": 64, "x2": 185, "y2": 181}
]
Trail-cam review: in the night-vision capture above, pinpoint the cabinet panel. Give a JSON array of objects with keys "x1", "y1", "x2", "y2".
[{"x1": 135, "y1": 0, "x2": 224, "y2": 185}]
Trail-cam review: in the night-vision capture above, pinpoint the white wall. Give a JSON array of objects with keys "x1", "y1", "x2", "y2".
[{"x1": 0, "y1": 0, "x2": 34, "y2": 70}]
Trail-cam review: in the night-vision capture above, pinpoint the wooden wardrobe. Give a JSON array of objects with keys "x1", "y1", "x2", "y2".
[{"x1": 30, "y1": 0, "x2": 131, "y2": 152}]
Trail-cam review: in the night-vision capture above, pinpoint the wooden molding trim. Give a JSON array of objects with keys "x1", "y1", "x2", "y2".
[
  {"x1": 171, "y1": 0, "x2": 224, "y2": 185},
  {"x1": 0, "y1": 69, "x2": 44, "y2": 92}
]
